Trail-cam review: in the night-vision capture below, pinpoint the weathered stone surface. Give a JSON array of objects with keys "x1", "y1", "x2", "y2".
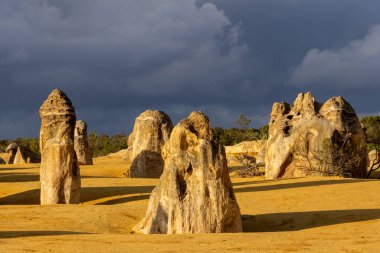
[
  {"x1": 104, "y1": 149, "x2": 129, "y2": 160},
  {"x1": 133, "y1": 111, "x2": 242, "y2": 234},
  {"x1": 128, "y1": 110, "x2": 173, "y2": 178},
  {"x1": 5, "y1": 143, "x2": 18, "y2": 164},
  {"x1": 225, "y1": 140, "x2": 267, "y2": 166},
  {"x1": 74, "y1": 120, "x2": 93, "y2": 165},
  {"x1": 265, "y1": 92, "x2": 367, "y2": 179},
  {"x1": 6, "y1": 143, "x2": 18, "y2": 153},
  {"x1": 13, "y1": 146, "x2": 41, "y2": 165},
  {"x1": 39, "y1": 89, "x2": 80, "y2": 205},
  {"x1": 0, "y1": 144, "x2": 40, "y2": 165},
  {"x1": 0, "y1": 153, "x2": 12, "y2": 164},
  {"x1": 12, "y1": 148, "x2": 26, "y2": 165}
]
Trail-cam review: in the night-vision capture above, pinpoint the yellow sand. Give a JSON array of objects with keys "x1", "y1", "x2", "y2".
[{"x1": 0, "y1": 156, "x2": 380, "y2": 252}]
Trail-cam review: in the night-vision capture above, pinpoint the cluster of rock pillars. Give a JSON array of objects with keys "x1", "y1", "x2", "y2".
[{"x1": 18, "y1": 89, "x2": 369, "y2": 234}]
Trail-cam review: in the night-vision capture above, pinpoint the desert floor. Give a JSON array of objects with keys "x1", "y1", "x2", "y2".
[{"x1": 1, "y1": 157, "x2": 380, "y2": 253}]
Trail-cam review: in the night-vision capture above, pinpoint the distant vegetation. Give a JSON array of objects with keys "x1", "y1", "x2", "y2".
[
  {"x1": 360, "y1": 116, "x2": 380, "y2": 178},
  {"x1": 88, "y1": 131, "x2": 129, "y2": 157},
  {"x1": 0, "y1": 138, "x2": 40, "y2": 155},
  {"x1": 360, "y1": 116, "x2": 380, "y2": 150},
  {"x1": 235, "y1": 114, "x2": 252, "y2": 129},
  {"x1": 212, "y1": 114, "x2": 269, "y2": 146},
  {"x1": 0, "y1": 127, "x2": 268, "y2": 158},
  {"x1": 0, "y1": 133, "x2": 129, "y2": 158},
  {"x1": 1, "y1": 115, "x2": 378, "y2": 158},
  {"x1": 212, "y1": 126, "x2": 269, "y2": 146}
]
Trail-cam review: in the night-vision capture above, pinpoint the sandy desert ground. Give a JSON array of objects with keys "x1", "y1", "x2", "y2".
[{"x1": 1, "y1": 156, "x2": 380, "y2": 253}]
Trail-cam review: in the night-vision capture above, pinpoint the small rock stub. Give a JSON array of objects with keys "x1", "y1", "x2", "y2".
[
  {"x1": 39, "y1": 89, "x2": 80, "y2": 205},
  {"x1": 225, "y1": 140, "x2": 267, "y2": 166},
  {"x1": 13, "y1": 147, "x2": 41, "y2": 165},
  {"x1": 5, "y1": 143, "x2": 18, "y2": 164},
  {"x1": 1, "y1": 143, "x2": 40, "y2": 165},
  {"x1": 265, "y1": 92, "x2": 367, "y2": 179},
  {"x1": 133, "y1": 111, "x2": 242, "y2": 234},
  {"x1": 128, "y1": 110, "x2": 173, "y2": 178},
  {"x1": 74, "y1": 120, "x2": 93, "y2": 165}
]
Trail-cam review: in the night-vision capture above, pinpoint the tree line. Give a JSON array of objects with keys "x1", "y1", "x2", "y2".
[
  {"x1": 1, "y1": 115, "x2": 379, "y2": 159},
  {"x1": 0, "y1": 132, "x2": 129, "y2": 158}
]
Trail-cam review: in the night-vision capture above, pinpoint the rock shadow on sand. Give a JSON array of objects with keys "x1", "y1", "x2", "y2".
[
  {"x1": 80, "y1": 186, "x2": 154, "y2": 203},
  {"x1": 242, "y1": 209, "x2": 380, "y2": 232},
  {"x1": 0, "y1": 189, "x2": 40, "y2": 205},
  {"x1": 0, "y1": 166, "x2": 40, "y2": 172},
  {"x1": 0, "y1": 186, "x2": 154, "y2": 205},
  {"x1": 95, "y1": 194, "x2": 150, "y2": 205},
  {"x1": 234, "y1": 179, "x2": 367, "y2": 193},
  {"x1": 0, "y1": 172, "x2": 39, "y2": 182},
  {"x1": 0, "y1": 230, "x2": 91, "y2": 239}
]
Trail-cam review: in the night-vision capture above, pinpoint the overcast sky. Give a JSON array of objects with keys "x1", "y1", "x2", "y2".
[{"x1": 1, "y1": 0, "x2": 380, "y2": 138}]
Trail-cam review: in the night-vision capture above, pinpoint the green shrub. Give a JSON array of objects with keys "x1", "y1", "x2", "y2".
[
  {"x1": 212, "y1": 125, "x2": 268, "y2": 146},
  {"x1": 88, "y1": 131, "x2": 129, "y2": 157}
]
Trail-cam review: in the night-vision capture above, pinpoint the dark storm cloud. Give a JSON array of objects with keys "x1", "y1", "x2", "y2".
[
  {"x1": 1, "y1": 0, "x2": 380, "y2": 138},
  {"x1": 203, "y1": 0, "x2": 380, "y2": 122},
  {"x1": 0, "y1": 0, "x2": 251, "y2": 137}
]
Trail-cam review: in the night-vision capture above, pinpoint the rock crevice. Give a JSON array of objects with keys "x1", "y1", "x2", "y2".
[
  {"x1": 134, "y1": 111, "x2": 242, "y2": 234},
  {"x1": 265, "y1": 92, "x2": 367, "y2": 179}
]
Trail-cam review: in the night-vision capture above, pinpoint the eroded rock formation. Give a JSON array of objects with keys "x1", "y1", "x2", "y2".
[
  {"x1": 0, "y1": 144, "x2": 40, "y2": 165},
  {"x1": 128, "y1": 110, "x2": 173, "y2": 178},
  {"x1": 0, "y1": 153, "x2": 11, "y2": 164},
  {"x1": 225, "y1": 140, "x2": 267, "y2": 166},
  {"x1": 5, "y1": 143, "x2": 18, "y2": 164},
  {"x1": 39, "y1": 89, "x2": 80, "y2": 204},
  {"x1": 133, "y1": 111, "x2": 242, "y2": 234},
  {"x1": 74, "y1": 120, "x2": 93, "y2": 165},
  {"x1": 265, "y1": 92, "x2": 367, "y2": 179},
  {"x1": 13, "y1": 146, "x2": 41, "y2": 165}
]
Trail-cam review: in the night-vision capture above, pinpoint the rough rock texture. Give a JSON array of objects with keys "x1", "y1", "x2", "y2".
[
  {"x1": 0, "y1": 153, "x2": 11, "y2": 164},
  {"x1": 74, "y1": 120, "x2": 93, "y2": 165},
  {"x1": 104, "y1": 149, "x2": 129, "y2": 160},
  {"x1": 133, "y1": 111, "x2": 242, "y2": 234},
  {"x1": 13, "y1": 147, "x2": 41, "y2": 165},
  {"x1": 12, "y1": 148, "x2": 26, "y2": 165},
  {"x1": 0, "y1": 144, "x2": 40, "y2": 165},
  {"x1": 6, "y1": 143, "x2": 18, "y2": 153},
  {"x1": 5, "y1": 143, "x2": 18, "y2": 164},
  {"x1": 128, "y1": 110, "x2": 173, "y2": 178},
  {"x1": 265, "y1": 92, "x2": 367, "y2": 179},
  {"x1": 225, "y1": 140, "x2": 267, "y2": 166},
  {"x1": 39, "y1": 89, "x2": 80, "y2": 205}
]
